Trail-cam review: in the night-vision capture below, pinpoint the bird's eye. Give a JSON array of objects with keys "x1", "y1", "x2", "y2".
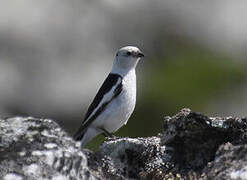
[{"x1": 126, "y1": 51, "x2": 131, "y2": 56}]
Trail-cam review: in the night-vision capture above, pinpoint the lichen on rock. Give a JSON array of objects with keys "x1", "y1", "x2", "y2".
[
  {"x1": 0, "y1": 117, "x2": 96, "y2": 180},
  {"x1": 1, "y1": 109, "x2": 247, "y2": 179}
]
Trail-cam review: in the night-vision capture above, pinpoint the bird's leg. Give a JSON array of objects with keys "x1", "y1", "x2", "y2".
[
  {"x1": 103, "y1": 130, "x2": 114, "y2": 137},
  {"x1": 100, "y1": 128, "x2": 115, "y2": 138}
]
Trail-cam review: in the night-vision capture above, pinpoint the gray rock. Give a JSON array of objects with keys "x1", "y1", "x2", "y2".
[
  {"x1": 87, "y1": 108, "x2": 247, "y2": 179},
  {"x1": 0, "y1": 117, "x2": 97, "y2": 180},
  {"x1": 203, "y1": 143, "x2": 247, "y2": 180},
  {"x1": 86, "y1": 137, "x2": 173, "y2": 179},
  {"x1": 1, "y1": 109, "x2": 247, "y2": 179}
]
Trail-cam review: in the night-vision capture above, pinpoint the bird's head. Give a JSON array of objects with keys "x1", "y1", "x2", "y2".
[{"x1": 112, "y1": 46, "x2": 144, "y2": 76}]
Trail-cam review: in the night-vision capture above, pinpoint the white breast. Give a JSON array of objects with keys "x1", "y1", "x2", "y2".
[{"x1": 93, "y1": 70, "x2": 136, "y2": 133}]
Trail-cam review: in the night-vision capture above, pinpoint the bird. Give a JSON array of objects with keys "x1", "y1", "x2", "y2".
[{"x1": 73, "y1": 46, "x2": 144, "y2": 147}]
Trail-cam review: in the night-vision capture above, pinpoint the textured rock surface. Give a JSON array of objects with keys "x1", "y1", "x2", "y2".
[
  {"x1": 86, "y1": 137, "x2": 172, "y2": 179},
  {"x1": 0, "y1": 117, "x2": 96, "y2": 180},
  {"x1": 161, "y1": 108, "x2": 247, "y2": 179},
  {"x1": 1, "y1": 109, "x2": 247, "y2": 179},
  {"x1": 87, "y1": 108, "x2": 247, "y2": 179}
]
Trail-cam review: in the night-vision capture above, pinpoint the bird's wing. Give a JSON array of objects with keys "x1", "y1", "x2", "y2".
[{"x1": 74, "y1": 73, "x2": 122, "y2": 140}]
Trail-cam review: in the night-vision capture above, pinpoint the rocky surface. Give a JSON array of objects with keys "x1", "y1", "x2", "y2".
[
  {"x1": 161, "y1": 109, "x2": 247, "y2": 179},
  {"x1": 1, "y1": 109, "x2": 247, "y2": 179},
  {"x1": 0, "y1": 117, "x2": 96, "y2": 180}
]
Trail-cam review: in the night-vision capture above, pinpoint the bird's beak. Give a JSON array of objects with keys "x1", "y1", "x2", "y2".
[{"x1": 137, "y1": 51, "x2": 144, "y2": 58}]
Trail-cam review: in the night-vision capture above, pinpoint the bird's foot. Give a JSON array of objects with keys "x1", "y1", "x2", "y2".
[
  {"x1": 105, "y1": 135, "x2": 121, "y2": 141},
  {"x1": 101, "y1": 128, "x2": 114, "y2": 137}
]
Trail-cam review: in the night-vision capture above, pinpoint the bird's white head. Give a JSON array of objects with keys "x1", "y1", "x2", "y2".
[{"x1": 111, "y1": 46, "x2": 144, "y2": 76}]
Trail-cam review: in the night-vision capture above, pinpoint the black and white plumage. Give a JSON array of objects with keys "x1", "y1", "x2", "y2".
[{"x1": 74, "y1": 46, "x2": 144, "y2": 147}]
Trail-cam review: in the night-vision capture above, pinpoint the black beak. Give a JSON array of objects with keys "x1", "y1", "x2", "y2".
[{"x1": 137, "y1": 51, "x2": 144, "y2": 58}]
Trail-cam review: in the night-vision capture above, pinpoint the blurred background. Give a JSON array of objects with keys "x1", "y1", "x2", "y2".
[{"x1": 1, "y1": 0, "x2": 247, "y2": 149}]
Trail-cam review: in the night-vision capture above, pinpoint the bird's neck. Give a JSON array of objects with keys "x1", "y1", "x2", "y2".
[
  {"x1": 111, "y1": 66, "x2": 136, "y2": 77},
  {"x1": 111, "y1": 56, "x2": 139, "y2": 77}
]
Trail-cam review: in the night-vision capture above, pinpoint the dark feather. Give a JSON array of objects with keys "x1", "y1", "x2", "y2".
[{"x1": 73, "y1": 73, "x2": 122, "y2": 140}]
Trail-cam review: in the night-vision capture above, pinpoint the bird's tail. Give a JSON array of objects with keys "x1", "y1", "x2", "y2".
[
  {"x1": 74, "y1": 127, "x2": 101, "y2": 147},
  {"x1": 73, "y1": 126, "x2": 86, "y2": 141}
]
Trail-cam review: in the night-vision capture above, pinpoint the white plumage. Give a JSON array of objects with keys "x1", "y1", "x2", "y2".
[
  {"x1": 74, "y1": 46, "x2": 144, "y2": 147},
  {"x1": 96, "y1": 69, "x2": 136, "y2": 132}
]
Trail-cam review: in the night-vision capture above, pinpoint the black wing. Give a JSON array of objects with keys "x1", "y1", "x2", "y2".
[
  {"x1": 74, "y1": 73, "x2": 122, "y2": 140},
  {"x1": 83, "y1": 73, "x2": 122, "y2": 122}
]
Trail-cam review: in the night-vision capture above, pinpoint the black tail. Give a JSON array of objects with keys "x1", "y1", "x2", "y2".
[{"x1": 73, "y1": 126, "x2": 86, "y2": 141}]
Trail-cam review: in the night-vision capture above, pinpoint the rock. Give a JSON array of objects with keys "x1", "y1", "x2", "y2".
[
  {"x1": 161, "y1": 108, "x2": 247, "y2": 179},
  {"x1": 0, "y1": 117, "x2": 97, "y2": 180},
  {"x1": 203, "y1": 143, "x2": 247, "y2": 179},
  {"x1": 87, "y1": 108, "x2": 247, "y2": 179},
  {"x1": 86, "y1": 137, "x2": 172, "y2": 180},
  {"x1": 1, "y1": 109, "x2": 247, "y2": 179},
  {"x1": 162, "y1": 109, "x2": 245, "y2": 170}
]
